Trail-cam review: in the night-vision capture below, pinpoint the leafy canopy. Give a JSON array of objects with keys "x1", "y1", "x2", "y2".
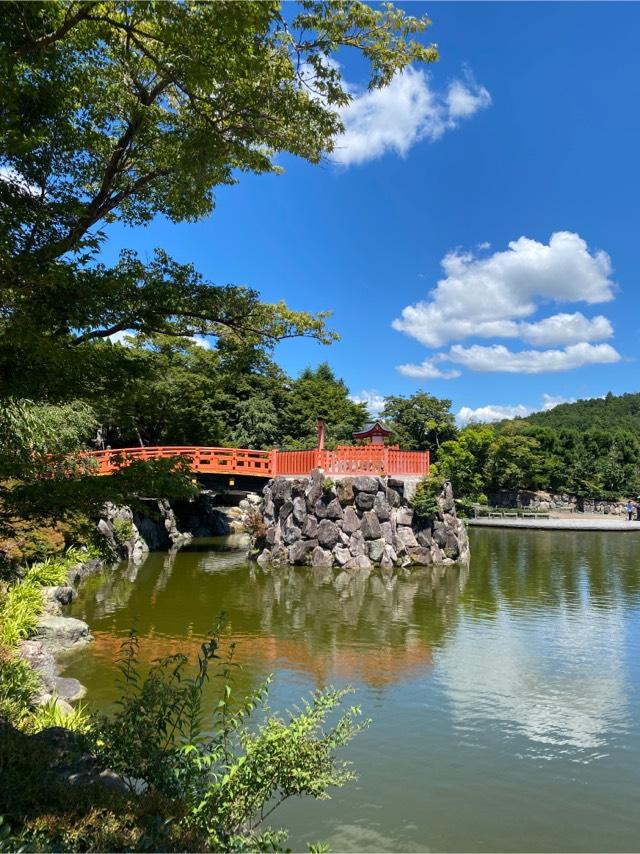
[
  {"x1": 0, "y1": 1, "x2": 438, "y2": 394},
  {"x1": 381, "y1": 391, "x2": 458, "y2": 452}
]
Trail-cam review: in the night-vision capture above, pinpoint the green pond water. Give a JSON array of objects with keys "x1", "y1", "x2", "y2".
[{"x1": 61, "y1": 529, "x2": 640, "y2": 852}]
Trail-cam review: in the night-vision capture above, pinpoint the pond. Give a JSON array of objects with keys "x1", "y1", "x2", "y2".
[{"x1": 61, "y1": 529, "x2": 640, "y2": 852}]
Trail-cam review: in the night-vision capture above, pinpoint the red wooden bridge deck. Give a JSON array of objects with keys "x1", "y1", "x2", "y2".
[{"x1": 87, "y1": 445, "x2": 429, "y2": 479}]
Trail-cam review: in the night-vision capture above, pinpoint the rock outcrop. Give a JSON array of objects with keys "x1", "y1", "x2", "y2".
[{"x1": 250, "y1": 470, "x2": 469, "y2": 569}]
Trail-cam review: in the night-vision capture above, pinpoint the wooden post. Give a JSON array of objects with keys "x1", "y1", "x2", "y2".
[
  {"x1": 269, "y1": 449, "x2": 278, "y2": 476},
  {"x1": 316, "y1": 416, "x2": 325, "y2": 451}
]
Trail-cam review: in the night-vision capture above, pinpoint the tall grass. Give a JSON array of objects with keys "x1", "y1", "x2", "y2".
[{"x1": 0, "y1": 548, "x2": 91, "y2": 726}]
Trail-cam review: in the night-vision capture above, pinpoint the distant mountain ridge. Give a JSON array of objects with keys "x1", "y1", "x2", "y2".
[{"x1": 515, "y1": 391, "x2": 640, "y2": 433}]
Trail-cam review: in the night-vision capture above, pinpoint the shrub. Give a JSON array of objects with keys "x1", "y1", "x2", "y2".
[
  {"x1": 322, "y1": 478, "x2": 335, "y2": 495},
  {"x1": 111, "y1": 517, "x2": 135, "y2": 545},
  {"x1": 28, "y1": 698, "x2": 89, "y2": 735},
  {"x1": 91, "y1": 629, "x2": 368, "y2": 851},
  {"x1": 411, "y1": 476, "x2": 442, "y2": 520},
  {"x1": 0, "y1": 645, "x2": 41, "y2": 724},
  {"x1": 244, "y1": 507, "x2": 267, "y2": 539}
]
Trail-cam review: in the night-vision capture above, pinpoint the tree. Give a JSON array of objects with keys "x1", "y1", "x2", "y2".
[
  {"x1": 485, "y1": 428, "x2": 545, "y2": 493},
  {"x1": 381, "y1": 391, "x2": 457, "y2": 453},
  {"x1": 281, "y1": 363, "x2": 367, "y2": 448},
  {"x1": 1, "y1": 1, "x2": 438, "y2": 395},
  {"x1": 433, "y1": 424, "x2": 494, "y2": 500}
]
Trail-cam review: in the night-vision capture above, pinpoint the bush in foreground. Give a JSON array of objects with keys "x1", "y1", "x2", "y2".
[{"x1": 1, "y1": 628, "x2": 368, "y2": 852}]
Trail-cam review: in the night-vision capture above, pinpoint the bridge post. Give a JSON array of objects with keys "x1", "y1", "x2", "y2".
[{"x1": 269, "y1": 449, "x2": 278, "y2": 477}]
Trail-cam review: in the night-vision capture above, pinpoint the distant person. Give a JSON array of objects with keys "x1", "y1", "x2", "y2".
[
  {"x1": 636, "y1": 498, "x2": 640, "y2": 521},
  {"x1": 626, "y1": 499, "x2": 634, "y2": 521}
]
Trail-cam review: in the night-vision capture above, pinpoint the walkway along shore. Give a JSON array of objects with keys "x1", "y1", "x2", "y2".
[{"x1": 469, "y1": 517, "x2": 640, "y2": 532}]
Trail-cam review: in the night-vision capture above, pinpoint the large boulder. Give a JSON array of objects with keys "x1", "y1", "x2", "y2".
[
  {"x1": 367, "y1": 538, "x2": 386, "y2": 562},
  {"x1": 353, "y1": 476, "x2": 378, "y2": 494},
  {"x1": 292, "y1": 496, "x2": 307, "y2": 524},
  {"x1": 317, "y1": 519, "x2": 340, "y2": 549},
  {"x1": 374, "y1": 491, "x2": 391, "y2": 521},
  {"x1": 282, "y1": 515, "x2": 301, "y2": 545},
  {"x1": 289, "y1": 539, "x2": 318, "y2": 565},
  {"x1": 349, "y1": 530, "x2": 366, "y2": 557},
  {"x1": 335, "y1": 478, "x2": 355, "y2": 505},
  {"x1": 311, "y1": 546, "x2": 334, "y2": 568},
  {"x1": 380, "y1": 521, "x2": 393, "y2": 544},
  {"x1": 395, "y1": 526, "x2": 418, "y2": 550},
  {"x1": 278, "y1": 500, "x2": 293, "y2": 523},
  {"x1": 272, "y1": 479, "x2": 292, "y2": 503},
  {"x1": 361, "y1": 510, "x2": 382, "y2": 540},
  {"x1": 333, "y1": 545, "x2": 352, "y2": 566},
  {"x1": 326, "y1": 498, "x2": 344, "y2": 520},
  {"x1": 305, "y1": 468, "x2": 325, "y2": 508},
  {"x1": 396, "y1": 507, "x2": 414, "y2": 526},
  {"x1": 301, "y1": 515, "x2": 318, "y2": 538},
  {"x1": 355, "y1": 492, "x2": 375, "y2": 511},
  {"x1": 36, "y1": 616, "x2": 92, "y2": 651},
  {"x1": 342, "y1": 506, "x2": 361, "y2": 534}
]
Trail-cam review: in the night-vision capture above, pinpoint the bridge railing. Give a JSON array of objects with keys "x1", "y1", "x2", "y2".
[
  {"x1": 89, "y1": 446, "x2": 273, "y2": 476},
  {"x1": 81, "y1": 445, "x2": 429, "y2": 478}
]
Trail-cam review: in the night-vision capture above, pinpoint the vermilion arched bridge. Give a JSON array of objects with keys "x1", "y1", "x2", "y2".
[{"x1": 87, "y1": 445, "x2": 430, "y2": 479}]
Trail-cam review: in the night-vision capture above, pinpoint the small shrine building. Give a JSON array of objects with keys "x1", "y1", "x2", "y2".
[{"x1": 352, "y1": 420, "x2": 393, "y2": 446}]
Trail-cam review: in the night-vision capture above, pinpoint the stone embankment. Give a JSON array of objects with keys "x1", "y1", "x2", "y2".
[
  {"x1": 251, "y1": 469, "x2": 469, "y2": 569},
  {"x1": 488, "y1": 489, "x2": 631, "y2": 516}
]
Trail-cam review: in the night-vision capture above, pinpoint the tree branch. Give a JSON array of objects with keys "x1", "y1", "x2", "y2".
[{"x1": 14, "y1": 1, "x2": 100, "y2": 54}]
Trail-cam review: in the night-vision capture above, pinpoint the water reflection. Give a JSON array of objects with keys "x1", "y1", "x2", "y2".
[
  {"x1": 63, "y1": 529, "x2": 640, "y2": 852},
  {"x1": 440, "y1": 529, "x2": 637, "y2": 761},
  {"x1": 67, "y1": 542, "x2": 470, "y2": 694}
]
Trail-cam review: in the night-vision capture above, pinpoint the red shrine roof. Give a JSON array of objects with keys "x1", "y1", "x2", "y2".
[{"x1": 352, "y1": 420, "x2": 392, "y2": 439}]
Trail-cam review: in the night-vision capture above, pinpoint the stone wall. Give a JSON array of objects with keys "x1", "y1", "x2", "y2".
[
  {"x1": 488, "y1": 489, "x2": 630, "y2": 516},
  {"x1": 250, "y1": 469, "x2": 469, "y2": 569}
]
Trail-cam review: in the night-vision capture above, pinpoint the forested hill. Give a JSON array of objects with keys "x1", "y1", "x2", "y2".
[{"x1": 520, "y1": 392, "x2": 640, "y2": 433}]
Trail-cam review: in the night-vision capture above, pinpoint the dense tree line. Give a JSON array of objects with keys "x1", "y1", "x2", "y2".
[{"x1": 432, "y1": 397, "x2": 640, "y2": 503}]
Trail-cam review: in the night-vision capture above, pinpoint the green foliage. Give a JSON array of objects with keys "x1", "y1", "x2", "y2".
[
  {"x1": 111, "y1": 517, "x2": 134, "y2": 545},
  {"x1": 411, "y1": 477, "x2": 441, "y2": 520},
  {"x1": 322, "y1": 478, "x2": 335, "y2": 494},
  {"x1": 0, "y1": 398, "x2": 97, "y2": 480},
  {"x1": 0, "y1": 550, "x2": 77, "y2": 649},
  {"x1": 89, "y1": 629, "x2": 367, "y2": 851},
  {"x1": 29, "y1": 697, "x2": 89, "y2": 735},
  {"x1": 432, "y1": 424, "x2": 494, "y2": 501},
  {"x1": 382, "y1": 391, "x2": 458, "y2": 453},
  {"x1": 0, "y1": 582, "x2": 44, "y2": 648},
  {"x1": 281, "y1": 363, "x2": 367, "y2": 449},
  {"x1": 1, "y1": 1, "x2": 436, "y2": 398},
  {"x1": 0, "y1": 647, "x2": 41, "y2": 725}
]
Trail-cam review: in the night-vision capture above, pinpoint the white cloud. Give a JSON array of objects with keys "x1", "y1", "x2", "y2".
[
  {"x1": 520, "y1": 312, "x2": 612, "y2": 347},
  {"x1": 456, "y1": 403, "x2": 533, "y2": 426},
  {"x1": 189, "y1": 335, "x2": 211, "y2": 349},
  {"x1": 107, "y1": 329, "x2": 135, "y2": 346},
  {"x1": 107, "y1": 330, "x2": 212, "y2": 349},
  {"x1": 393, "y1": 232, "x2": 615, "y2": 349},
  {"x1": 0, "y1": 165, "x2": 40, "y2": 196},
  {"x1": 349, "y1": 389, "x2": 386, "y2": 416},
  {"x1": 456, "y1": 393, "x2": 574, "y2": 426},
  {"x1": 446, "y1": 77, "x2": 491, "y2": 118},
  {"x1": 396, "y1": 356, "x2": 461, "y2": 380},
  {"x1": 331, "y1": 67, "x2": 490, "y2": 166},
  {"x1": 447, "y1": 342, "x2": 620, "y2": 374}
]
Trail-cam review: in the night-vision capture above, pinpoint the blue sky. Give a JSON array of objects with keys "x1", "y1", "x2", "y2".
[{"x1": 104, "y1": 2, "x2": 640, "y2": 424}]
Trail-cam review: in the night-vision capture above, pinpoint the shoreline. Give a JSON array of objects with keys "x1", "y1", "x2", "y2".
[{"x1": 469, "y1": 517, "x2": 640, "y2": 531}]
